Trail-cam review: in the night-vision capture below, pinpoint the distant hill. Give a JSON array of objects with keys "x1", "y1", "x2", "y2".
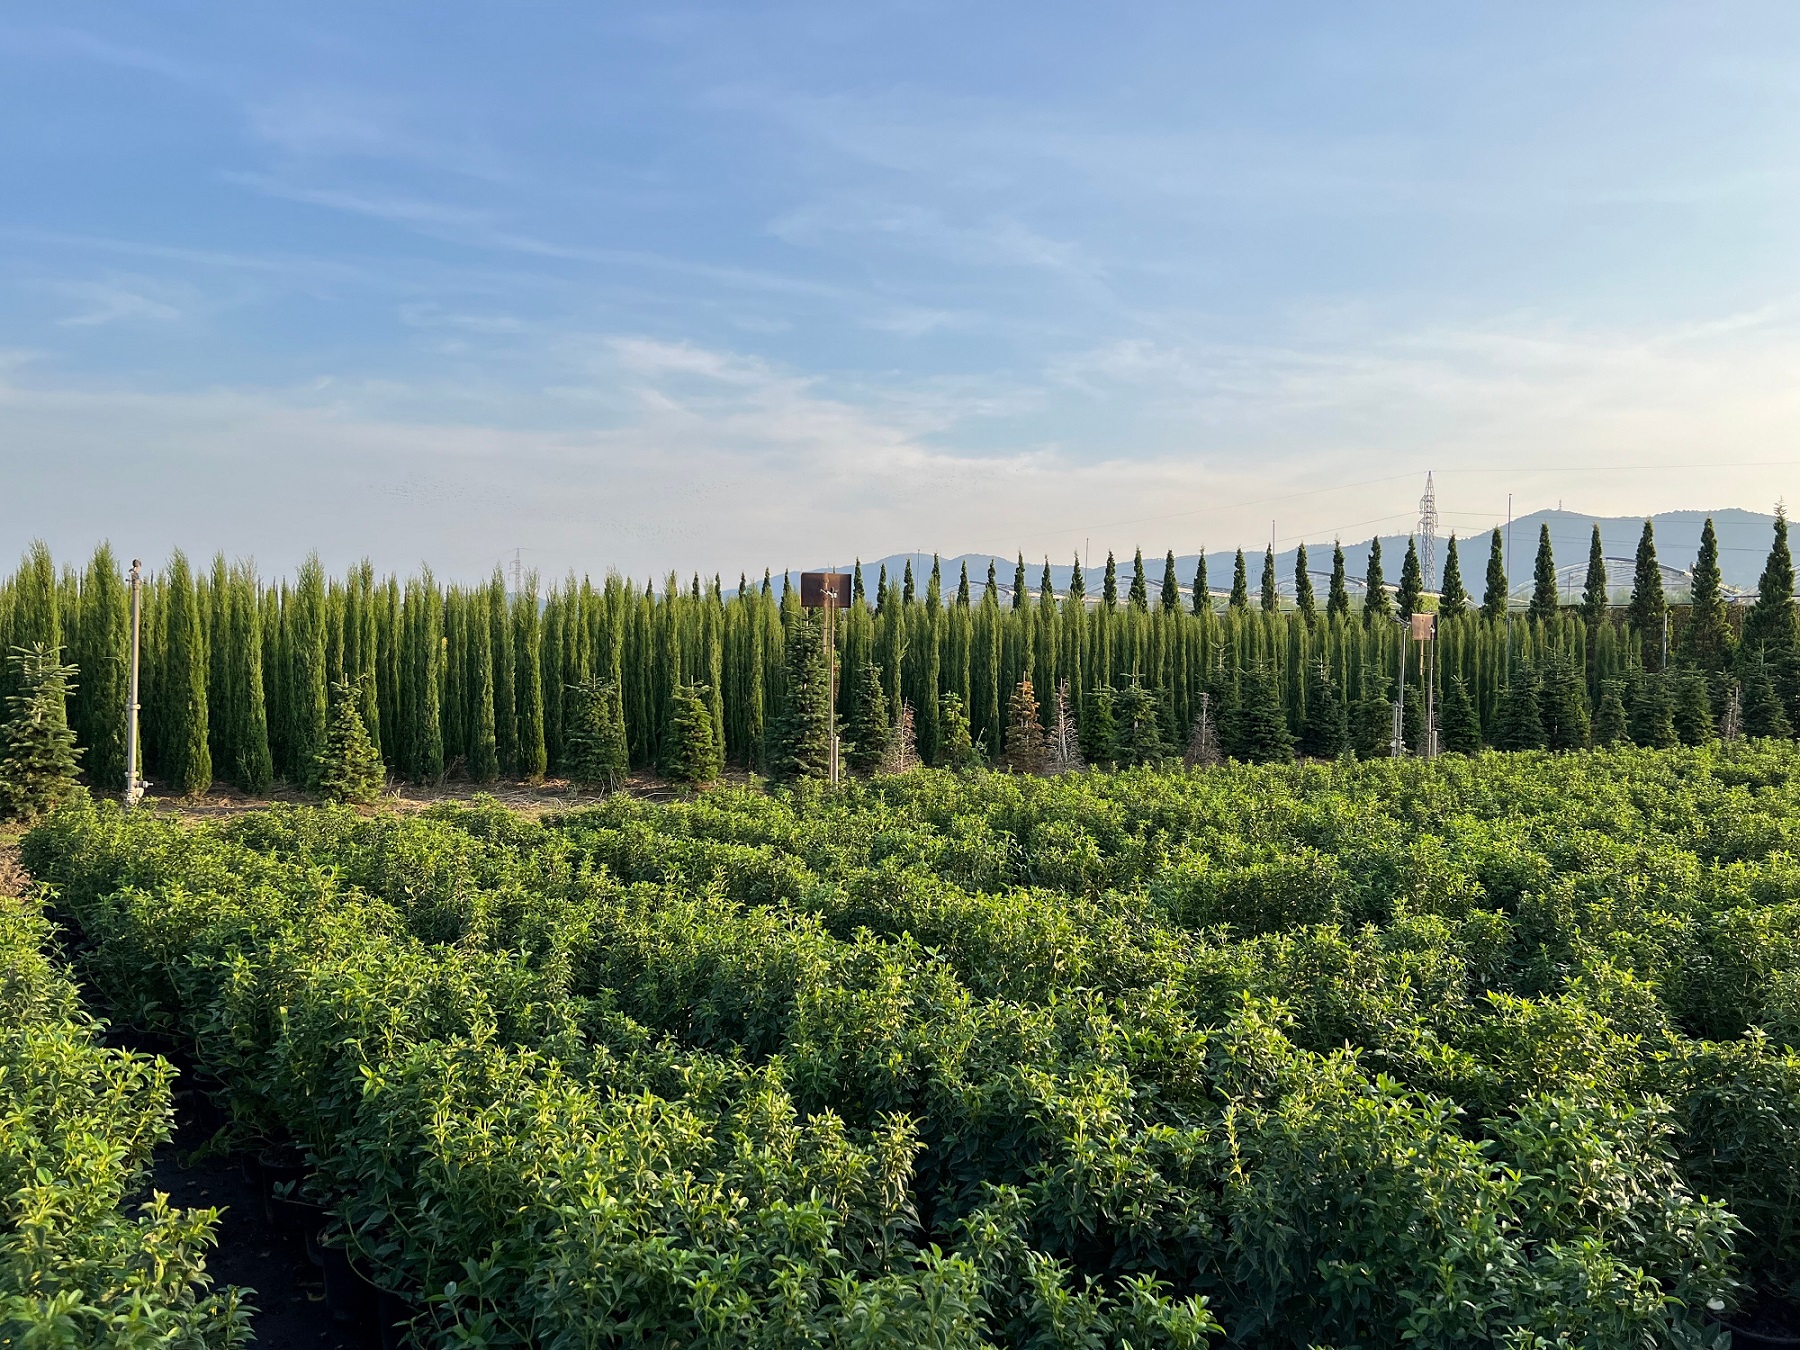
[{"x1": 783, "y1": 508, "x2": 1785, "y2": 605}]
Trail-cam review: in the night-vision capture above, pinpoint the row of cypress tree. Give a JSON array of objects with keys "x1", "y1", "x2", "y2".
[{"x1": 0, "y1": 512, "x2": 1792, "y2": 792}]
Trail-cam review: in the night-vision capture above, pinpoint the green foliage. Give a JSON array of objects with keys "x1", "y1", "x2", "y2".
[
  {"x1": 1682, "y1": 517, "x2": 1736, "y2": 675},
  {"x1": 1439, "y1": 534, "x2": 1468, "y2": 620},
  {"x1": 159, "y1": 552, "x2": 211, "y2": 795},
  {"x1": 1363, "y1": 537, "x2": 1390, "y2": 624},
  {"x1": 845, "y1": 661, "x2": 891, "y2": 775},
  {"x1": 1673, "y1": 670, "x2": 1718, "y2": 746},
  {"x1": 1222, "y1": 662, "x2": 1293, "y2": 763},
  {"x1": 315, "y1": 678, "x2": 385, "y2": 804},
  {"x1": 1113, "y1": 681, "x2": 1170, "y2": 767},
  {"x1": 1080, "y1": 684, "x2": 1117, "y2": 767},
  {"x1": 772, "y1": 615, "x2": 832, "y2": 782},
  {"x1": 1482, "y1": 528, "x2": 1508, "y2": 622},
  {"x1": 1300, "y1": 663, "x2": 1347, "y2": 759},
  {"x1": 664, "y1": 682, "x2": 723, "y2": 785},
  {"x1": 1630, "y1": 520, "x2": 1669, "y2": 669},
  {"x1": 1397, "y1": 536, "x2": 1423, "y2": 619},
  {"x1": 0, "y1": 645, "x2": 81, "y2": 821},
  {"x1": 937, "y1": 693, "x2": 982, "y2": 771},
  {"x1": 1004, "y1": 678, "x2": 1048, "y2": 773},
  {"x1": 565, "y1": 677, "x2": 630, "y2": 790},
  {"x1": 1492, "y1": 662, "x2": 1546, "y2": 751},
  {"x1": 1631, "y1": 671, "x2": 1680, "y2": 749},
  {"x1": 1528, "y1": 523, "x2": 1559, "y2": 625},
  {"x1": 1538, "y1": 653, "x2": 1592, "y2": 751},
  {"x1": 1592, "y1": 678, "x2": 1630, "y2": 747},
  {"x1": 1441, "y1": 675, "x2": 1482, "y2": 754}
]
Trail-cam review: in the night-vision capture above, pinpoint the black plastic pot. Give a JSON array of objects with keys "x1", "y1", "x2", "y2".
[
  {"x1": 238, "y1": 1152, "x2": 261, "y2": 1187},
  {"x1": 378, "y1": 1287, "x2": 418, "y2": 1349},
  {"x1": 305, "y1": 1224, "x2": 325, "y2": 1269},
  {"x1": 257, "y1": 1145, "x2": 309, "y2": 1226},
  {"x1": 319, "y1": 1242, "x2": 379, "y2": 1326},
  {"x1": 268, "y1": 1191, "x2": 328, "y2": 1236}
]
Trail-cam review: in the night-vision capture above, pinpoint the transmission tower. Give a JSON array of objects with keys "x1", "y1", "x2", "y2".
[{"x1": 1417, "y1": 472, "x2": 1439, "y2": 591}]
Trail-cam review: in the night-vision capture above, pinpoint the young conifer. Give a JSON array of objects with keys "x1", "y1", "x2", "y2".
[
  {"x1": 1160, "y1": 551, "x2": 1180, "y2": 614},
  {"x1": 1629, "y1": 521, "x2": 1667, "y2": 669},
  {"x1": 230, "y1": 564, "x2": 274, "y2": 793},
  {"x1": 771, "y1": 614, "x2": 832, "y2": 781},
  {"x1": 466, "y1": 591, "x2": 499, "y2": 783},
  {"x1": 1681, "y1": 518, "x2": 1734, "y2": 675},
  {"x1": 1128, "y1": 549, "x2": 1148, "y2": 610},
  {"x1": 1300, "y1": 663, "x2": 1347, "y2": 758},
  {"x1": 513, "y1": 577, "x2": 546, "y2": 781},
  {"x1": 1191, "y1": 552, "x2": 1209, "y2": 615},
  {"x1": 161, "y1": 552, "x2": 212, "y2": 795},
  {"x1": 1672, "y1": 670, "x2": 1717, "y2": 745},
  {"x1": 1629, "y1": 672, "x2": 1679, "y2": 749},
  {"x1": 1327, "y1": 543, "x2": 1350, "y2": 622},
  {"x1": 1537, "y1": 654, "x2": 1591, "y2": 751},
  {"x1": 1742, "y1": 653, "x2": 1793, "y2": 739},
  {"x1": 845, "y1": 660, "x2": 891, "y2": 773},
  {"x1": 1222, "y1": 662, "x2": 1294, "y2": 763},
  {"x1": 1080, "y1": 684, "x2": 1117, "y2": 766},
  {"x1": 1440, "y1": 676, "x2": 1482, "y2": 754},
  {"x1": 74, "y1": 544, "x2": 128, "y2": 791},
  {"x1": 880, "y1": 701, "x2": 920, "y2": 774},
  {"x1": 1229, "y1": 550, "x2": 1249, "y2": 611},
  {"x1": 1397, "y1": 538, "x2": 1424, "y2": 620},
  {"x1": 665, "y1": 682, "x2": 723, "y2": 785},
  {"x1": 316, "y1": 677, "x2": 385, "y2": 804},
  {"x1": 1113, "y1": 681, "x2": 1170, "y2": 766},
  {"x1": 1491, "y1": 663, "x2": 1546, "y2": 751},
  {"x1": 1591, "y1": 679, "x2": 1629, "y2": 747},
  {"x1": 938, "y1": 693, "x2": 982, "y2": 770},
  {"x1": 1351, "y1": 674, "x2": 1394, "y2": 759},
  {"x1": 1294, "y1": 544, "x2": 1316, "y2": 625},
  {"x1": 1004, "y1": 677, "x2": 1048, "y2": 773},
  {"x1": 1363, "y1": 538, "x2": 1391, "y2": 625},
  {"x1": 1102, "y1": 552, "x2": 1118, "y2": 609},
  {"x1": 0, "y1": 644, "x2": 80, "y2": 820},
  {"x1": 565, "y1": 678, "x2": 629, "y2": 789}
]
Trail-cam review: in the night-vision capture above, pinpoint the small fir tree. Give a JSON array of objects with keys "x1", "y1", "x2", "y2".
[
  {"x1": 1300, "y1": 664, "x2": 1347, "y2": 758},
  {"x1": 1741, "y1": 653, "x2": 1793, "y2": 740},
  {"x1": 938, "y1": 693, "x2": 982, "y2": 770},
  {"x1": 565, "y1": 677, "x2": 630, "y2": 790},
  {"x1": 845, "y1": 661, "x2": 891, "y2": 774},
  {"x1": 1629, "y1": 672, "x2": 1679, "y2": 749},
  {"x1": 1528, "y1": 524, "x2": 1559, "y2": 625},
  {"x1": 0, "y1": 644, "x2": 80, "y2": 821},
  {"x1": 1222, "y1": 663, "x2": 1295, "y2": 763},
  {"x1": 1351, "y1": 672, "x2": 1395, "y2": 759},
  {"x1": 1672, "y1": 670, "x2": 1717, "y2": 746},
  {"x1": 1114, "y1": 682, "x2": 1171, "y2": 767},
  {"x1": 1397, "y1": 537, "x2": 1424, "y2": 620},
  {"x1": 1491, "y1": 663, "x2": 1546, "y2": 751},
  {"x1": 1628, "y1": 521, "x2": 1668, "y2": 670},
  {"x1": 1327, "y1": 542, "x2": 1351, "y2": 622},
  {"x1": 1440, "y1": 676, "x2": 1482, "y2": 754},
  {"x1": 1363, "y1": 538, "x2": 1391, "y2": 625},
  {"x1": 1537, "y1": 653, "x2": 1591, "y2": 751},
  {"x1": 771, "y1": 615, "x2": 832, "y2": 782},
  {"x1": 1080, "y1": 684, "x2": 1117, "y2": 766},
  {"x1": 1581, "y1": 525, "x2": 1610, "y2": 629},
  {"x1": 1681, "y1": 517, "x2": 1735, "y2": 675},
  {"x1": 1260, "y1": 547, "x2": 1279, "y2": 613},
  {"x1": 315, "y1": 677, "x2": 385, "y2": 805},
  {"x1": 665, "y1": 682, "x2": 724, "y2": 785},
  {"x1": 1592, "y1": 679, "x2": 1630, "y2": 747},
  {"x1": 1004, "y1": 678, "x2": 1048, "y2": 773},
  {"x1": 1438, "y1": 535, "x2": 1469, "y2": 620}
]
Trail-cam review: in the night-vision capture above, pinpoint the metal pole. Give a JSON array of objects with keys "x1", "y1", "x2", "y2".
[
  {"x1": 124, "y1": 559, "x2": 144, "y2": 808},
  {"x1": 1425, "y1": 629, "x2": 1436, "y2": 758},
  {"x1": 1505, "y1": 494, "x2": 1513, "y2": 677},
  {"x1": 825, "y1": 583, "x2": 839, "y2": 785},
  {"x1": 1392, "y1": 623, "x2": 1408, "y2": 757}
]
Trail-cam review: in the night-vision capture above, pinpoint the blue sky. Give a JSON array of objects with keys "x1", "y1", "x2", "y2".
[{"x1": 5, "y1": 4, "x2": 1800, "y2": 580}]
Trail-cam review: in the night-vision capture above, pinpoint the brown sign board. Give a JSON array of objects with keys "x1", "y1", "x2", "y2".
[
  {"x1": 800, "y1": 571, "x2": 852, "y2": 608},
  {"x1": 1411, "y1": 612, "x2": 1436, "y2": 641}
]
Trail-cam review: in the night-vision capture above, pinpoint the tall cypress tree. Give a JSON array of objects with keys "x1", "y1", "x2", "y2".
[
  {"x1": 1439, "y1": 535, "x2": 1468, "y2": 620},
  {"x1": 1482, "y1": 528, "x2": 1508, "y2": 622},
  {"x1": 289, "y1": 555, "x2": 329, "y2": 784},
  {"x1": 489, "y1": 569, "x2": 517, "y2": 774},
  {"x1": 1397, "y1": 538, "x2": 1423, "y2": 621},
  {"x1": 1191, "y1": 552, "x2": 1209, "y2": 615},
  {"x1": 1742, "y1": 511, "x2": 1798, "y2": 653},
  {"x1": 1528, "y1": 524, "x2": 1559, "y2": 625},
  {"x1": 1229, "y1": 550, "x2": 1250, "y2": 611},
  {"x1": 904, "y1": 559, "x2": 917, "y2": 606},
  {"x1": 160, "y1": 551, "x2": 212, "y2": 795},
  {"x1": 1102, "y1": 552, "x2": 1118, "y2": 610},
  {"x1": 1327, "y1": 543, "x2": 1350, "y2": 622},
  {"x1": 1160, "y1": 550, "x2": 1180, "y2": 614},
  {"x1": 1628, "y1": 521, "x2": 1668, "y2": 670},
  {"x1": 1681, "y1": 516, "x2": 1734, "y2": 676},
  {"x1": 1012, "y1": 555, "x2": 1028, "y2": 613},
  {"x1": 1294, "y1": 544, "x2": 1316, "y2": 625},
  {"x1": 1363, "y1": 538, "x2": 1390, "y2": 625},
  {"x1": 466, "y1": 590, "x2": 499, "y2": 782},
  {"x1": 1580, "y1": 525, "x2": 1609, "y2": 628},
  {"x1": 74, "y1": 544, "x2": 128, "y2": 791},
  {"x1": 1260, "y1": 547, "x2": 1279, "y2": 613},
  {"x1": 230, "y1": 563, "x2": 273, "y2": 793},
  {"x1": 514, "y1": 576, "x2": 546, "y2": 781},
  {"x1": 957, "y1": 561, "x2": 971, "y2": 608}
]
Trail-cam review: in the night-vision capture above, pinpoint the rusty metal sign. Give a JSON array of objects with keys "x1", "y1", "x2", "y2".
[{"x1": 800, "y1": 571, "x2": 851, "y2": 609}]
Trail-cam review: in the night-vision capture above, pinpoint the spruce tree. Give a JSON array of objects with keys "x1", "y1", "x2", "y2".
[
  {"x1": 1742, "y1": 651, "x2": 1793, "y2": 739},
  {"x1": 1222, "y1": 662, "x2": 1294, "y2": 763},
  {"x1": 938, "y1": 693, "x2": 982, "y2": 770},
  {"x1": 1537, "y1": 653, "x2": 1591, "y2": 751},
  {"x1": 1397, "y1": 537, "x2": 1424, "y2": 620},
  {"x1": 1294, "y1": 544, "x2": 1316, "y2": 625},
  {"x1": 1080, "y1": 684, "x2": 1117, "y2": 765},
  {"x1": 1482, "y1": 529, "x2": 1508, "y2": 622},
  {"x1": 771, "y1": 614, "x2": 832, "y2": 782},
  {"x1": 1672, "y1": 670, "x2": 1716, "y2": 746},
  {"x1": 1681, "y1": 517, "x2": 1735, "y2": 675},
  {"x1": 1300, "y1": 663, "x2": 1346, "y2": 758},
  {"x1": 161, "y1": 552, "x2": 212, "y2": 795},
  {"x1": 1327, "y1": 543, "x2": 1350, "y2": 622},
  {"x1": 1628, "y1": 521, "x2": 1668, "y2": 670},
  {"x1": 1004, "y1": 678, "x2": 1048, "y2": 773},
  {"x1": 1438, "y1": 535, "x2": 1469, "y2": 620},
  {"x1": 1581, "y1": 525, "x2": 1609, "y2": 628},
  {"x1": 1129, "y1": 548, "x2": 1148, "y2": 610},
  {"x1": 1629, "y1": 672, "x2": 1679, "y2": 749},
  {"x1": 1113, "y1": 681, "x2": 1171, "y2": 766},
  {"x1": 1259, "y1": 547, "x2": 1279, "y2": 613},
  {"x1": 1592, "y1": 679, "x2": 1629, "y2": 747},
  {"x1": 1351, "y1": 673, "x2": 1394, "y2": 759},
  {"x1": 1191, "y1": 552, "x2": 1209, "y2": 615},
  {"x1": 1528, "y1": 524, "x2": 1559, "y2": 625},
  {"x1": 1491, "y1": 663, "x2": 1546, "y2": 750},
  {"x1": 1229, "y1": 550, "x2": 1250, "y2": 611},
  {"x1": 1363, "y1": 538, "x2": 1391, "y2": 625},
  {"x1": 0, "y1": 644, "x2": 80, "y2": 820},
  {"x1": 565, "y1": 677, "x2": 629, "y2": 790},
  {"x1": 1160, "y1": 550, "x2": 1180, "y2": 614},
  {"x1": 665, "y1": 682, "x2": 723, "y2": 785},
  {"x1": 1440, "y1": 676, "x2": 1482, "y2": 754},
  {"x1": 316, "y1": 677, "x2": 385, "y2": 804},
  {"x1": 845, "y1": 660, "x2": 891, "y2": 773}
]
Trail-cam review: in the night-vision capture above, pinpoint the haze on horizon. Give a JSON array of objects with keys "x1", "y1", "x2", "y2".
[{"x1": 5, "y1": 3, "x2": 1800, "y2": 582}]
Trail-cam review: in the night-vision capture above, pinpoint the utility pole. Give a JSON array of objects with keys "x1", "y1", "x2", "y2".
[
  {"x1": 124, "y1": 559, "x2": 145, "y2": 808},
  {"x1": 1505, "y1": 493, "x2": 1514, "y2": 677},
  {"x1": 1391, "y1": 618, "x2": 1409, "y2": 757},
  {"x1": 1418, "y1": 471, "x2": 1438, "y2": 592}
]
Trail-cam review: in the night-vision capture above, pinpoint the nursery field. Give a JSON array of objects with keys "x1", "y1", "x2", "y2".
[{"x1": 22, "y1": 742, "x2": 1800, "y2": 1347}]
